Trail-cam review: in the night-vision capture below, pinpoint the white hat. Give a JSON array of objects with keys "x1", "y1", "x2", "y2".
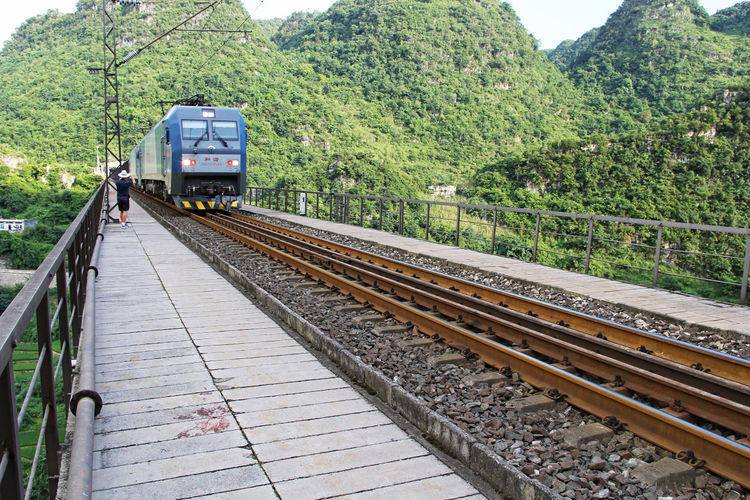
[{"x1": 118, "y1": 170, "x2": 131, "y2": 178}]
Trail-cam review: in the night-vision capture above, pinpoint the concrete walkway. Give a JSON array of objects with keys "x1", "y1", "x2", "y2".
[
  {"x1": 244, "y1": 206, "x2": 750, "y2": 339},
  {"x1": 91, "y1": 194, "x2": 483, "y2": 499}
]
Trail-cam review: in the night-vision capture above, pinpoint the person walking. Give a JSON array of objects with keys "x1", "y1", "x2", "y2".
[{"x1": 115, "y1": 169, "x2": 134, "y2": 228}]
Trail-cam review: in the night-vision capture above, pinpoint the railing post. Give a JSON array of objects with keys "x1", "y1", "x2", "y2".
[
  {"x1": 57, "y1": 265, "x2": 73, "y2": 414},
  {"x1": 585, "y1": 217, "x2": 594, "y2": 274},
  {"x1": 455, "y1": 205, "x2": 461, "y2": 247},
  {"x1": 0, "y1": 365, "x2": 23, "y2": 498},
  {"x1": 360, "y1": 197, "x2": 364, "y2": 227},
  {"x1": 36, "y1": 292, "x2": 60, "y2": 498},
  {"x1": 399, "y1": 200, "x2": 404, "y2": 235},
  {"x1": 316, "y1": 193, "x2": 320, "y2": 219},
  {"x1": 379, "y1": 199, "x2": 383, "y2": 230},
  {"x1": 425, "y1": 203, "x2": 431, "y2": 241},
  {"x1": 490, "y1": 209, "x2": 497, "y2": 254},
  {"x1": 73, "y1": 233, "x2": 85, "y2": 351},
  {"x1": 653, "y1": 225, "x2": 663, "y2": 287},
  {"x1": 741, "y1": 233, "x2": 750, "y2": 305},
  {"x1": 329, "y1": 194, "x2": 334, "y2": 221},
  {"x1": 533, "y1": 213, "x2": 540, "y2": 262},
  {"x1": 67, "y1": 247, "x2": 81, "y2": 352},
  {"x1": 284, "y1": 190, "x2": 289, "y2": 213}
]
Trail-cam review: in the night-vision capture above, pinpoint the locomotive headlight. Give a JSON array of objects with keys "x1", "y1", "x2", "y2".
[
  {"x1": 227, "y1": 159, "x2": 239, "y2": 166},
  {"x1": 182, "y1": 159, "x2": 196, "y2": 166}
]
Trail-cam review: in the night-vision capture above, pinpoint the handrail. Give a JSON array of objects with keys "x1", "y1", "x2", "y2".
[
  {"x1": 246, "y1": 187, "x2": 750, "y2": 304},
  {"x1": 0, "y1": 181, "x2": 106, "y2": 499},
  {"x1": 66, "y1": 215, "x2": 105, "y2": 499}
]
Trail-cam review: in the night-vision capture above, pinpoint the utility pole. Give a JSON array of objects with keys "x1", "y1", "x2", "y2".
[
  {"x1": 103, "y1": 0, "x2": 141, "y2": 179},
  {"x1": 98, "y1": 0, "x2": 219, "y2": 179}
]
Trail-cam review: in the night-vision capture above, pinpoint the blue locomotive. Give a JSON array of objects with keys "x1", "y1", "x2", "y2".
[{"x1": 128, "y1": 105, "x2": 246, "y2": 210}]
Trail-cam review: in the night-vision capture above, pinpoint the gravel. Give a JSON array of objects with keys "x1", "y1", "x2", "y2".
[{"x1": 141, "y1": 197, "x2": 749, "y2": 500}]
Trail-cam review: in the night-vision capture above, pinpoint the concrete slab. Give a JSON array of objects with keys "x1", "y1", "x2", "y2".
[
  {"x1": 243, "y1": 411, "x2": 392, "y2": 445},
  {"x1": 344, "y1": 473, "x2": 481, "y2": 499},
  {"x1": 253, "y1": 424, "x2": 408, "y2": 463},
  {"x1": 206, "y1": 353, "x2": 315, "y2": 371},
  {"x1": 228, "y1": 387, "x2": 360, "y2": 413},
  {"x1": 506, "y1": 394, "x2": 556, "y2": 413},
  {"x1": 461, "y1": 372, "x2": 508, "y2": 388},
  {"x1": 263, "y1": 440, "x2": 430, "y2": 483},
  {"x1": 93, "y1": 447, "x2": 257, "y2": 491},
  {"x1": 93, "y1": 431, "x2": 246, "y2": 469},
  {"x1": 555, "y1": 423, "x2": 614, "y2": 447},
  {"x1": 188, "y1": 484, "x2": 279, "y2": 500},
  {"x1": 94, "y1": 416, "x2": 237, "y2": 451},
  {"x1": 273, "y1": 455, "x2": 461, "y2": 499},
  {"x1": 427, "y1": 353, "x2": 470, "y2": 367},
  {"x1": 91, "y1": 464, "x2": 268, "y2": 499},
  {"x1": 632, "y1": 457, "x2": 698, "y2": 490}
]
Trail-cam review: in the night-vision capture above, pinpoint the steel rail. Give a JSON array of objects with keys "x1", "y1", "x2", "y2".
[
  {"x1": 235, "y1": 214, "x2": 750, "y2": 385},
  {"x1": 210, "y1": 213, "x2": 750, "y2": 435},
  {"x1": 188, "y1": 210, "x2": 750, "y2": 487}
]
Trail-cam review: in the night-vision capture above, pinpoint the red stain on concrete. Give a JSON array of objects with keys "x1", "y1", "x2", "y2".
[{"x1": 175, "y1": 406, "x2": 231, "y2": 438}]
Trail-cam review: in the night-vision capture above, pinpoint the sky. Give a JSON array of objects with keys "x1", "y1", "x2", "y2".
[{"x1": 0, "y1": 0, "x2": 742, "y2": 51}]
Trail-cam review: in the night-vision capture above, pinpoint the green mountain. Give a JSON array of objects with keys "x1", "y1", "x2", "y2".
[
  {"x1": 567, "y1": 0, "x2": 749, "y2": 131},
  {"x1": 275, "y1": 0, "x2": 591, "y2": 172},
  {"x1": 546, "y1": 28, "x2": 600, "y2": 71},
  {"x1": 271, "y1": 11, "x2": 319, "y2": 48},
  {"x1": 0, "y1": 0, "x2": 748, "y2": 216},
  {"x1": 0, "y1": 0, "x2": 452, "y2": 196},
  {"x1": 255, "y1": 18, "x2": 284, "y2": 40},
  {"x1": 710, "y1": 1, "x2": 750, "y2": 35},
  {"x1": 470, "y1": 85, "x2": 750, "y2": 226}
]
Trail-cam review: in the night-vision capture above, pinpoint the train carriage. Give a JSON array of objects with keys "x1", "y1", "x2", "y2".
[{"x1": 130, "y1": 105, "x2": 246, "y2": 210}]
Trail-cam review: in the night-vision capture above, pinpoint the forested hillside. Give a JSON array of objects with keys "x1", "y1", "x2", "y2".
[
  {"x1": 564, "y1": 0, "x2": 750, "y2": 132},
  {"x1": 470, "y1": 86, "x2": 750, "y2": 227},
  {"x1": 276, "y1": 0, "x2": 590, "y2": 171},
  {"x1": 0, "y1": 0, "x2": 748, "y2": 232},
  {"x1": 545, "y1": 28, "x2": 599, "y2": 71},
  {"x1": 710, "y1": 1, "x2": 750, "y2": 35}
]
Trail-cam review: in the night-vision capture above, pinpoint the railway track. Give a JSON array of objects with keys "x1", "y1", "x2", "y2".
[{"x1": 136, "y1": 192, "x2": 750, "y2": 489}]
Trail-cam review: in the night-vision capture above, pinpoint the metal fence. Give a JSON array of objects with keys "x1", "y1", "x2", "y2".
[
  {"x1": 246, "y1": 187, "x2": 750, "y2": 305},
  {"x1": 0, "y1": 181, "x2": 106, "y2": 499}
]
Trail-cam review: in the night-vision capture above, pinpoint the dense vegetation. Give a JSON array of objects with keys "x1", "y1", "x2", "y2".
[
  {"x1": 0, "y1": 0, "x2": 748, "y2": 280},
  {"x1": 470, "y1": 87, "x2": 750, "y2": 226},
  {"x1": 0, "y1": 151, "x2": 97, "y2": 269},
  {"x1": 544, "y1": 28, "x2": 600, "y2": 71},
  {"x1": 709, "y1": 0, "x2": 750, "y2": 34},
  {"x1": 564, "y1": 0, "x2": 750, "y2": 132}
]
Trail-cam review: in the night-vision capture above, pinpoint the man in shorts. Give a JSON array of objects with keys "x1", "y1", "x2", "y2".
[{"x1": 115, "y1": 169, "x2": 134, "y2": 228}]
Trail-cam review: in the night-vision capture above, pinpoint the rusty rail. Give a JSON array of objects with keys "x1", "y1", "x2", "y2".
[
  {"x1": 132, "y1": 194, "x2": 750, "y2": 487},
  {"x1": 239, "y1": 214, "x2": 750, "y2": 386}
]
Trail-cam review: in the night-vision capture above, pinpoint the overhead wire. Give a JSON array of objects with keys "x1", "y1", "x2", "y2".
[{"x1": 192, "y1": 0, "x2": 264, "y2": 74}]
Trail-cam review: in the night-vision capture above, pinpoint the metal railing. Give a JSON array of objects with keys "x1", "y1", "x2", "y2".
[
  {"x1": 246, "y1": 187, "x2": 750, "y2": 305},
  {"x1": 0, "y1": 182, "x2": 106, "y2": 499}
]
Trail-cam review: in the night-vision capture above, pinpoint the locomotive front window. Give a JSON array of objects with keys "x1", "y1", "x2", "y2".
[
  {"x1": 182, "y1": 120, "x2": 207, "y2": 140},
  {"x1": 212, "y1": 121, "x2": 239, "y2": 141}
]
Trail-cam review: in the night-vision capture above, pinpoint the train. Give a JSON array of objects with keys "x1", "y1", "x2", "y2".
[{"x1": 128, "y1": 105, "x2": 246, "y2": 210}]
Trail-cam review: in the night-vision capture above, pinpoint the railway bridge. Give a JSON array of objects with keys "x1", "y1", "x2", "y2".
[{"x1": 1, "y1": 181, "x2": 748, "y2": 499}]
